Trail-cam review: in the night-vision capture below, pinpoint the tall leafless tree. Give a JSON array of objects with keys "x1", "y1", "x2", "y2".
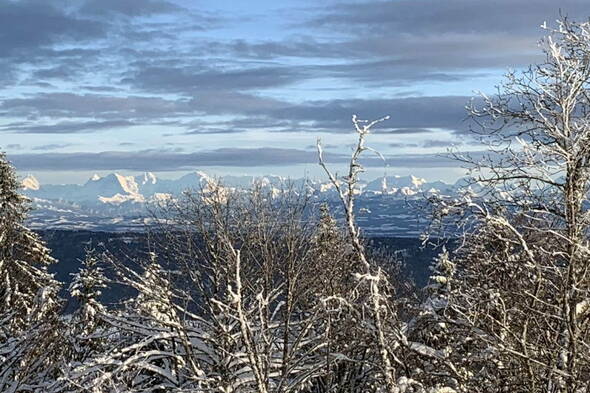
[{"x1": 429, "y1": 18, "x2": 590, "y2": 392}]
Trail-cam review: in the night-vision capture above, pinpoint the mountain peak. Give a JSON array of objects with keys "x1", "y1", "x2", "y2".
[
  {"x1": 22, "y1": 175, "x2": 40, "y2": 191},
  {"x1": 410, "y1": 175, "x2": 427, "y2": 188},
  {"x1": 195, "y1": 170, "x2": 211, "y2": 179},
  {"x1": 137, "y1": 172, "x2": 157, "y2": 185},
  {"x1": 82, "y1": 172, "x2": 140, "y2": 196},
  {"x1": 366, "y1": 175, "x2": 428, "y2": 192},
  {"x1": 23, "y1": 171, "x2": 457, "y2": 208},
  {"x1": 113, "y1": 174, "x2": 140, "y2": 195},
  {"x1": 179, "y1": 170, "x2": 214, "y2": 184}
]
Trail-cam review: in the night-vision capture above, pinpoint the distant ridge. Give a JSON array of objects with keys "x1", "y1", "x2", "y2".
[
  {"x1": 22, "y1": 171, "x2": 468, "y2": 235},
  {"x1": 23, "y1": 171, "x2": 464, "y2": 205}
]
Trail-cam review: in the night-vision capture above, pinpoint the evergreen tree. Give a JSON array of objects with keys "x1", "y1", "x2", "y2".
[
  {"x1": 310, "y1": 203, "x2": 357, "y2": 299},
  {"x1": 68, "y1": 248, "x2": 108, "y2": 361},
  {"x1": 0, "y1": 153, "x2": 63, "y2": 391},
  {"x1": 65, "y1": 252, "x2": 205, "y2": 391},
  {"x1": 0, "y1": 152, "x2": 60, "y2": 333},
  {"x1": 134, "y1": 252, "x2": 178, "y2": 324}
]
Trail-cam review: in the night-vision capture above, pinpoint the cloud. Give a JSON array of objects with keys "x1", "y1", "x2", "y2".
[
  {"x1": 1, "y1": 0, "x2": 573, "y2": 178},
  {"x1": 9, "y1": 148, "x2": 342, "y2": 171},
  {"x1": 221, "y1": 0, "x2": 580, "y2": 85},
  {"x1": 124, "y1": 65, "x2": 307, "y2": 94},
  {"x1": 1, "y1": 93, "x2": 192, "y2": 119},
  {"x1": 31, "y1": 143, "x2": 73, "y2": 151},
  {"x1": 1, "y1": 120, "x2": 136, "y2": 134},
  {"x1": 0, "y1": 0, "x2": 219, "y2": 91},
  {"x1": 182, "y1": 95, "x2": 475, "y2": 135},
  {"x1": 198, "y1": 1, "x2": 587, "y2": 88},
  {"x1": 309, "y1": 0, "x2": 587, "y2": 37},
  {"x1": 313, "y1": 53, "x2": 518, "y2": 85},
  {"x1": 219, "y1": 35, "x2": 537, "y2": 84},
  {"x1": 187, "y1": 92, "x2": 287, "y2": 116},
  {"x1": 79, "y1": 0, "x2": 182, "y2": 18},
  {"x1": 305, "y1": 143, "x2": 338, "y2": 150},
  {"x1": 379, "y1": 154, "x2": 459, "y2": 168},
  {"x1": 0, "y1": 2, "x2": 103, "y2": 57},
  {"x1": 1, "y1": 89, "x2": 477, "y2": 137},
  {"x1": 0, "y1": 2, "x2": 105, "y2": 86},
  {"x1": 267, "y1": 96, "x2": 474, "y2": 133},
  {"x1": 184, "y1": 117, "x2": 296, "y2": 134},
  {"x1": 389, "y1": 143, "x2": 419, "y2": 148},
  {"x1": 421, "y1": 139, "x2": 462, "y2": 148},
  {"x1": 377, "y1": 128, "x2": 434, "y2": 135},
  {"x1": 8, "y1": 147, "x2": 481, "y2": 172}
]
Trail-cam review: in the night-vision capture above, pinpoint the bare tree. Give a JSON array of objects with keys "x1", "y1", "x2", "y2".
[
  {"x1": 318, "y1": 116, "x2": 460, "y2": 393},
  {"x1": 159, "y1": 183, "x2": 345, "y2": 392},
  {"x1": 429, "y1": 18, "x2": 590, "y2": 392},
  {"x1": 318, "y1": 115, "x2": 399, "y2": 392},
  {"x1": 62, "y1": 182, "x2": 368, "y2": 392}
]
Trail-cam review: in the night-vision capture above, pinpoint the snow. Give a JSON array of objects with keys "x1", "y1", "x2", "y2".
[
  {"x1": 21, "y1": 170, "x2": 459, "y2": 235},
  {"x1": 114, "y1": 174, "x2": 140, "y2": 195},
  {"x1": 410, "y1": 175, "x2": 427, "y2": 188},
  {"x1": 137, "y1": 172, "x2": 157, "y2": 185},
  {"x1": 576, "y1": 299, "x2": 590, "y2": 319},
  {"x1": 22, "y1": 175, "x2": 40, "y2": 191},
  {"x1": 25, "y1": 171, "x2": 455, "y2": 204},
  {"x1": 152, "y1": 193, "x2": 172, "y2": 201},
  {"x1": 98, "y1": 193, "x2": 145, "y2": 205}
]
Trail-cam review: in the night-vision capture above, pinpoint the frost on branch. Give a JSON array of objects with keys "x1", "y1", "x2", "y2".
[{"x1": 426, "y1": 17, "x2": 590, "y2": 391}]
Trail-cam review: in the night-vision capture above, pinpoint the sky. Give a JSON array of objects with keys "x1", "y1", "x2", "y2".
[{"x1": 1, "y1": 0, "x2": 589, "y2": 184}]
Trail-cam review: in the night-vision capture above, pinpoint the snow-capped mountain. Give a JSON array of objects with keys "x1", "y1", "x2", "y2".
[
  {"x1": 22, "y1": 171, "x2": 462, "y2": 235},
  {"x1": 22, "y1": 175, "x2": 41, "y2": 191}
]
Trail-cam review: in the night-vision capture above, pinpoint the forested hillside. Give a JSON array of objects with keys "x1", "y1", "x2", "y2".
[{"x1": 38, "y1": 229, "x2": 440, "y2": 311}]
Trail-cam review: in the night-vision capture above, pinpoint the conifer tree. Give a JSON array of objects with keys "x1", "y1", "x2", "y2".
[
  {"x1": 67, "y1": 248, "x2": 108, "y2": 362},
  {"x1": 310, "y1": 204, "x2": 358, "y2": 299},
  {"x1": 0, "y1": 153, "x2": 63, "y2": 391},
  {"x1": 134, "y1": 252, "x2": 178, "y2": 324},
  {"x1": 0, "y1": 152, "x2": 60, "y2": 333}
]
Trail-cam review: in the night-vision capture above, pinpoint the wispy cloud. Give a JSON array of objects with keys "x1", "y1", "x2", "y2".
[
  {"x1": 1, "y1": 120, "x2": 136, "y2": 134},
  {"x1": 31, "y1": 143, "x2": 73, "y2": 151}
]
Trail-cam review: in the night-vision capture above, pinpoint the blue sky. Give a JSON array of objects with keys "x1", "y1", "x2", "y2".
[{"x1": 1, "y1": 0, "x2": 588, "y2": 184}]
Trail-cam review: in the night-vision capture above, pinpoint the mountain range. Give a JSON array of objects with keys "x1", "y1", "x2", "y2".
[{"x1": 22, "y1": 171, "x2": 466, "y2": 236}]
